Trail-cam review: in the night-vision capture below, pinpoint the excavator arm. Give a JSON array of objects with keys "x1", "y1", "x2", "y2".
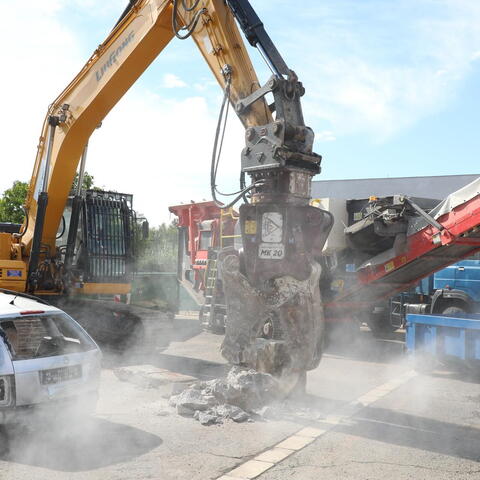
[
  {"x1": 13, "y1": 0, "x2": 333, "y2": 381},
  {"x1": 24, "y1": 0, "x2": 269, "y2": 266}
]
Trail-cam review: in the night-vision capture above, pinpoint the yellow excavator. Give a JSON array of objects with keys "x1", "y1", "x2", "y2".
[{"x1": 0, "y1": 0, "x2": 333, "y2": 382}]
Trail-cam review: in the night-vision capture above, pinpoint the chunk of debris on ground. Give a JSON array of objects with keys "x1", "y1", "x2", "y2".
[
  {"x1": 114, "y1": 365, "x2": 196, "y2": 391},
  {"x1": 169, "y1": 366, "x2": 281, "y2": 426}
]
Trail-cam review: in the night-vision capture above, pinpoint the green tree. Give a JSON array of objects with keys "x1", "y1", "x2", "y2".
[
  {"x1": 71, "y1": 171, "x2": 95, "y2": 192},
  {"x1": 0, "y1": 181, "x2": 29, "y2": 223},
  {"x1": 0, "y1": 172, "x2": 99, "y2": 224},
  {"x1": 136, "y1": 221, "x2": 178, "y2": 272}
]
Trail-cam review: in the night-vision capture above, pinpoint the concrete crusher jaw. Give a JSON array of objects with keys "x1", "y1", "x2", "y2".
[
  {"x1": 220, "y1": 248, "x2": 325, "y2": 372},
  {"x1": 217, "y1": 68, "x2": 334, "y2": 386},
  {"x1": 219, "y1": 203, "x2": 332, "y2": 386}
]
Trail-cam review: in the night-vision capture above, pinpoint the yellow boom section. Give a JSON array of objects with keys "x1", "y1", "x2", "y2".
[{"x1": 24, "y1": 0, "x2": 271, "y2": 258}]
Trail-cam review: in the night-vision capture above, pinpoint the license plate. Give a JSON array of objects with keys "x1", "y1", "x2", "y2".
[
  {"x1": 39, "y1": 365, "x2": 82, "y2": 385},
  {"x1": 258, "y1": 243, "x2": 285, "y2": 259}
]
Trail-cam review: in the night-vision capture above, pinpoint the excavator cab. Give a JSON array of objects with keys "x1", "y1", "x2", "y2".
[
  {"x1": 51, "y1": 190, "x2": 165, "y2": 349},
  {"x1": 56, "y1": 190, "x2": 136, "y2": 291}
]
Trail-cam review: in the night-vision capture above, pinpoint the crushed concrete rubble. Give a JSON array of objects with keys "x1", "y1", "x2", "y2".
[{"x1": 168, "y1": 366, "x2": 282, "y2": 426}]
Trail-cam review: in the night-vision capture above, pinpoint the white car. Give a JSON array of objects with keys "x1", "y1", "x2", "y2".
[{"x1": 0, "y1": 290, "x2": 101, "y2": 424}]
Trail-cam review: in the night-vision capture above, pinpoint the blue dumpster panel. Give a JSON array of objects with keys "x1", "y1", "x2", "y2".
[
  {"x1": 406, "y1": 313, "x2": 480, "y2": 365},
  {"x1": 475, "y1": 335, "x2": 480, "y2": 359},
  {"x1": 443, "y1": 327, "x2": 465, "y2": 359},
  {"x1": 418, "y1": 325, "x2": 436, "y2": 355}
]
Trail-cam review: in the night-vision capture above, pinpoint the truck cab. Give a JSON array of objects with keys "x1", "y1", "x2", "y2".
[
  {"x1": 430, "y1": 255, "x2": 480, "y2": 315},
  {"x1": 386, "y1": 255, "x2": 480, "y2": 333}
]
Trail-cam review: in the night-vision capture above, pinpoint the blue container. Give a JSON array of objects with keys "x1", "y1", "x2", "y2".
[{"x1": 406, "y1": 313, "x2": 480, "y2": 367}]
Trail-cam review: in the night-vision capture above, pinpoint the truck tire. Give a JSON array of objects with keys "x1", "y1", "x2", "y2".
[{"x1": 440, "y1": 305, "x2": 467, "y2": 316}]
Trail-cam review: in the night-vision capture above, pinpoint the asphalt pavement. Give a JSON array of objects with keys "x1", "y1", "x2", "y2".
[{"x1": 0, "y1": 316, "x2": 479, "y2": 480}]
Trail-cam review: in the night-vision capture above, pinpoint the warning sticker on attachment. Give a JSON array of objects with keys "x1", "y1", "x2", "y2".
[
  {"x1": 262, "y1": 212, "x2": 283, "y2": 243},
  {"x1": 258, "y1": 243, "x2": 285, "y2": 260}
]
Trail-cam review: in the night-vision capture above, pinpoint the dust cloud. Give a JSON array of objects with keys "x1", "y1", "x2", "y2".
[
  {"x1": 1, "y1": 298, "x2": 478, "y2": 479},
  {"x1": 1, "y1": 396, "x2": 160, "y2": 472}
]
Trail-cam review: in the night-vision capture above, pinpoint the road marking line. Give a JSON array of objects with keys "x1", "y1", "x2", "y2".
[
  {"x1": 227, "y1": 460, "x2": 274, "y2": 479},
  {"x1": 216, "y1": 369, "x2": 417, "y2": 480},
  {"x1": 255, "y1": 448, "x2": 294, "y2": 463},
  {"x1": 296, "y1": 426, "x2": 327, "y2": 438},
  {"x1": 275, "y1": 435, "x2": 316, "y2": 450}
]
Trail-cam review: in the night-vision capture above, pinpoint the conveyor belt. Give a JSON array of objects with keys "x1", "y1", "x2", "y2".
[{"x1": 329, "y1": 177, "x2": 480, "y2": 312}]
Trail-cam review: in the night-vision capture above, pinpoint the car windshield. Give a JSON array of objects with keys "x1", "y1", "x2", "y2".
[{"x1": 0, "y1": 313, "x2": 96, "y2": 360}]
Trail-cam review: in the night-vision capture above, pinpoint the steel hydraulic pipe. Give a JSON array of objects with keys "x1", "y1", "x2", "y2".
[
  {"x1": 28, "y1": 118, "x2": 58, "y2": 290},
  {"x1": 76, "y1": 142, "x2": 89, "y2": 196},
  {"x1": 65, "y1": 142, "x2": 89, "y2": 271}
]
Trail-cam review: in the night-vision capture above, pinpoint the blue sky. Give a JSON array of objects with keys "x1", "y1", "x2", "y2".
[{"x1": 1, "y1": 0, "x2": 479, "y2": 224}]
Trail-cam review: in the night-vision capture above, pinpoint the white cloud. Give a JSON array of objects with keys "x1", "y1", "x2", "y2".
[
  {"x1": 193, "y1": 80, "x2": 218, "y2": 92},
  {"x1": 87, "y1": 89, "x2": 244, "y2": 225},
  {"x1": 160, "y1": 73, "x2": 187, "y2": 89},
  {"x1": 0, "y1": 1, "x2": 84, "y2": 194},
  {"x1": 277, "y1": 0, "x2": 480, "y2": 141},
  {"x1": 316, "y1": 131, "x2": 336, "y2": 142},
  {"x1": 70, "y1": 0, "x2": 125, "y2": 11}
]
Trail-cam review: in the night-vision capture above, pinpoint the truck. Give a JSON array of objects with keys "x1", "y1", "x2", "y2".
[
  {"x1": 175, "y1": 179, "x2": 480, "y2": 341},
  {"x1": 322, "y1": 181, "x2": 480, "y2": 337},
  {"x1": 169, "y1": 201, "x2": 238, "y2": 332},
  {"x1": 382, "y1": 256, "x2": 480, "y2": 333},
  {"x1": 316, "y1": 193, "x2": 480, "y2": 336}
]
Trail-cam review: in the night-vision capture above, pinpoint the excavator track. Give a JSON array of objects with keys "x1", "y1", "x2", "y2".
[{"x1": 52, "y1": 298, "x2": 174, "y2": 352}]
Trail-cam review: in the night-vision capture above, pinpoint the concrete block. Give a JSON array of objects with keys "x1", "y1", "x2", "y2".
[{"x1": 177, "y1": 404, "x2": 195, "y2": 417}]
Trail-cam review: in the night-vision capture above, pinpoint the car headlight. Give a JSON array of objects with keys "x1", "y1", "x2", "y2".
[{"x1": 0, "y1": 375, "x2": 15, "y2": 407}]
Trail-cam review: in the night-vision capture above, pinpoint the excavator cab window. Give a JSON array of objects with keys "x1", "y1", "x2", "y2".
[
  {"x1": 82, "y1": 191, "x2": 135, "y2": 283},
  {"x1": 57, "y1": 190, "x2": 136, "y2": 284},
  {"x1": 56, "y1": 204, "x2": 77, "y2": 250}
]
